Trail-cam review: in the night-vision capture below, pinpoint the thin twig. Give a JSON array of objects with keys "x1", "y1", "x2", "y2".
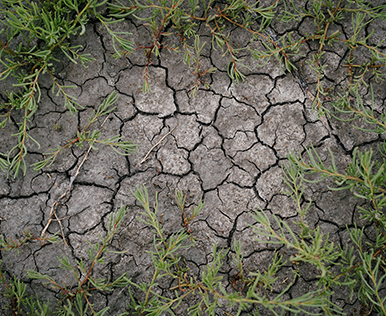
[
  {"x1": 140, "y1": 121, "x2": 179, "y2": 164},
  {"x1": 53, "y1": 209, "x2": 67, "y2": 247},
  {"x1": 100, "y1": 113, "x2": 111, "y2": 127},
  {"x1": 40, "y1": 191, "x2": 68, "y2": 245},
  {"x1": 69, "y1": 145, "x2": 92, "y2": 187},
  {"x1": 40, "y1": 146, "x2": 92, "y2": 245}
]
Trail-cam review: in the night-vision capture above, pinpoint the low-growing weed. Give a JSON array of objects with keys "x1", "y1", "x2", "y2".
[{"x1": 0, "y1": 0, "x2": 137, "y2": 177}]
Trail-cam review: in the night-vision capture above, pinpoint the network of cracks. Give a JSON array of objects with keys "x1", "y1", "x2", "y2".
[{"x1": 1, "y1": 13, "x2": 386, "y2": 315}]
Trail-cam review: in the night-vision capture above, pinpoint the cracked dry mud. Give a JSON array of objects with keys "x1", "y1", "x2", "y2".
[{"x1": 1, "y1": 3, "x2": 386, "y2": 315}]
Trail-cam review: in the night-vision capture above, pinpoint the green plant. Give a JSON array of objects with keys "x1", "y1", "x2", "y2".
[
  {"x1": 107, "y1": 0, "x2": 278, "y2": 89},
  {"x1": 277, "y1": 0, "x2": 386, "y2": 111},
  {"x1": 0, "y1": 230, "x2": 59, "y2": 253},
  {"x1": 107, "y1": 0, "x2": 386, "y2": 110},
  {"x1": 31, "y1": 91, "x2": 137, "y2": 172},
  {"x1": 0, "y1": 0, "x2": 137, "y2": 177},
  {"x1": 1, "y1": 206, "x2": 131, "y2": 315},
  {"x1": 284, "y1": 87, "x2": 386, "y2": 314}
]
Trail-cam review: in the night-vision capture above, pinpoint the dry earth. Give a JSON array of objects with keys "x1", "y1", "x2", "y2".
[{"x1": 1, "y1": 1, "x2": 386, "y2": 315}]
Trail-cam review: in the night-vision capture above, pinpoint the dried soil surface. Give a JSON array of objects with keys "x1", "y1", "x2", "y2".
[{"x1": 1, "y1": 3, "x2": 386, "y2": 315}]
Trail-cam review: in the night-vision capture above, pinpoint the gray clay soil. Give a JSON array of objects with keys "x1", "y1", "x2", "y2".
[{"x1": 1, "y1": 1, "x2": 386, "y2": 315}]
